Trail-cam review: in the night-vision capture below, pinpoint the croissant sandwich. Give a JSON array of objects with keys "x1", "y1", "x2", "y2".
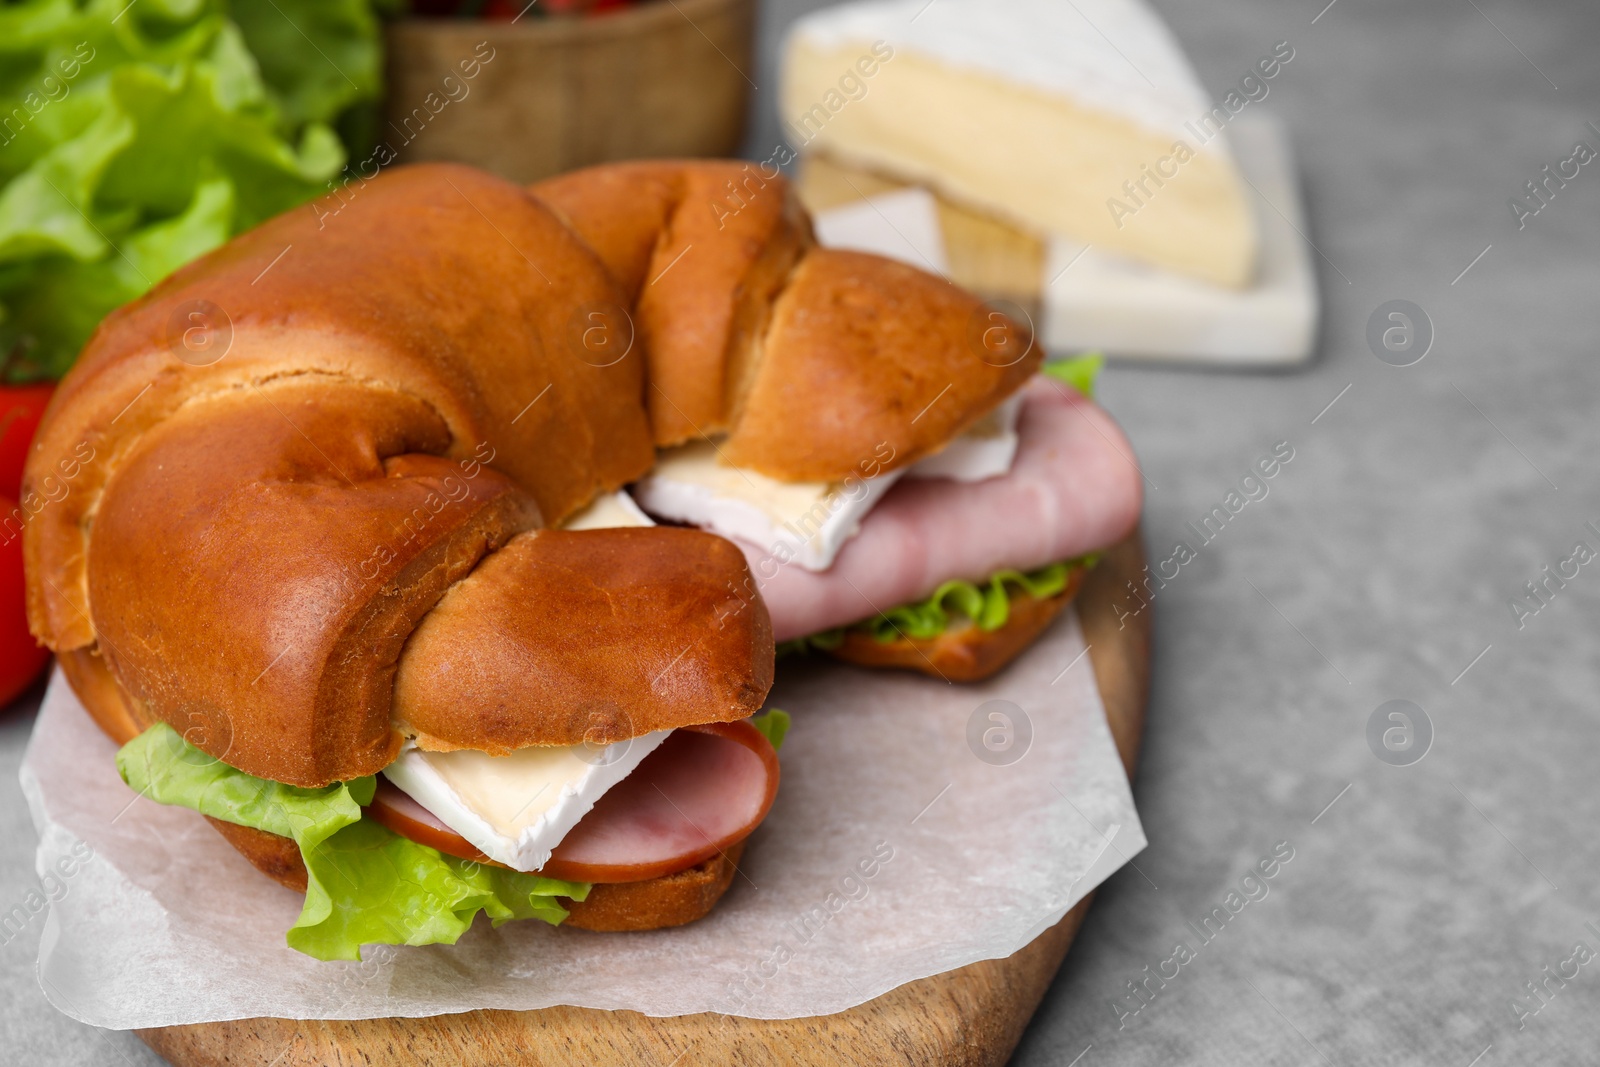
[{"x1": 20, "y1": 160, "x2": 1139, "y2": 960}]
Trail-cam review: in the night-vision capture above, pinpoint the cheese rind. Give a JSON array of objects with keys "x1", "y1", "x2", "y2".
[
  {"x1": 781, "y1": 0, "x2": 1258, "y2": 288},
  {"x1": 382, "y1": 732, "x2": 672, "y2": 871}
]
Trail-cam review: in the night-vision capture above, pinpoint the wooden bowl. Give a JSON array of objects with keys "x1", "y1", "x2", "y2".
[{"x1": 383, "y1": 0, "x2": 755, "y2": 183}]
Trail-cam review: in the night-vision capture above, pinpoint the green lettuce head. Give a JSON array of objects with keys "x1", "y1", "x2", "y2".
[{"x1": 0, "y1": 0, "x2": 388, "y2": 381}]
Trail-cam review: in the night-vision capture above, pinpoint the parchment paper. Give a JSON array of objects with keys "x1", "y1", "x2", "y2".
[{"x1": 21, "y1": 610, "x2": 1144, "y2": 1029}]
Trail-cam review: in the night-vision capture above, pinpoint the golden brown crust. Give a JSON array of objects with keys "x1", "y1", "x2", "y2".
[
  {"x1": 826, "y1": 569, "x2": 1084, "y2": 682},
  {"x1": 528, "y1": 163, "x2": 681, "y2": 303},
  {"x1": 395, "y1": 527, "x2": 773, "y2": 752},
  {"x1": 722, "y1": 195, "x2": 814, "y2": 434},
  {"x1": 531, "y1": 160, "x2": 815, "y2": 447},
  {"x1": 26, "y1": 164, "x2": 655, "y2": 654},
  {"x1": 723, "y1": 249, "x2": 1042, "y2": 481},
  {"x1": 87, "y1": 380, "x2": 540, "y2": 785},
  {"x1": 21, "y1": 164, "x2": 765, "y2": 787}
]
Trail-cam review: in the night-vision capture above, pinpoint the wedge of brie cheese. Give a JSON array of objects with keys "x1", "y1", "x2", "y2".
[
  {"x1": 562, "y1": 489, "x2": 655, "y2": 530},
  {"x1": 382, "y1": 732, "x2": 672, "y2": 871},
  {"x1": 782, "y1": 0, "x2": 1258, "y2": 288},
  {"x1": 631, "y1": 442, "x2": 903, "y2": 571},
  {"x1": 907, "y1": 393, "x2": 1023, "y2": 483}
]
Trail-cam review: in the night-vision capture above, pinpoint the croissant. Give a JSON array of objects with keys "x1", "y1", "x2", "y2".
[{"x1": 21, "y1": 160, "x2": 1038, "y2": 935}]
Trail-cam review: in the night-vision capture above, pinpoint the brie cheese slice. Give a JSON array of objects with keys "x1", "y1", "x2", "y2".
[
  {"x1": 562, "y1": 490, "x2": 655, "y2": 530},
  {"x1": 382, "y1": 731, "x2": 671, "y2": 872},
  {"x1": 908, "y1": 393, "x2": 1024, "y2": 482},
  {"x1": 630, "y1": 441, "x2": 903, "y2": 571}
]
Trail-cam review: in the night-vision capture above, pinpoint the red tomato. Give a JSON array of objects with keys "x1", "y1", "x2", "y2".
[
  {"x1": 0, "y1": 494, "x2": 48, "y2": 707},
  {"x1": 0, "y1": 383, "x2": 55, "y2": 502}
]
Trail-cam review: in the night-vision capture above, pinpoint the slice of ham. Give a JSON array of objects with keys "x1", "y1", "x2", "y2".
[
  {"x1": 744, "y1": 376, "x2": 1144, "y2": 641},
  {"x1": 368, "y1": 720, "x2": 779, "y2": 884}
]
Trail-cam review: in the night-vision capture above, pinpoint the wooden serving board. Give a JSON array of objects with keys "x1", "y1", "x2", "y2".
[{"x1": 139, "y1": 534, "x2": 1150, "y2": 1067}]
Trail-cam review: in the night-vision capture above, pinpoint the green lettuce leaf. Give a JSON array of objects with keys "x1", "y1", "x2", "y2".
[
  {"x1": 114, "y1": 717, "x2": 374, "y2": 838},
  {"x1": 860, "y1": 558, "x2": 1087, "y2": 641},
  {"x1": 289, "y1": 817, "x2": 587, "y2": 962},
  {"x1": 228, "y1": 0, "x2": 384, "y2": 131},
  {"x1": 117, "y1": 722, "x2": 587, "y2": 962},
  {"x1": 1039, "y1": 352, "x2": 1104, "y2": 398},
  {"x1": 779, "y1": 555, "x2": 1098, "y2": 654},
  {"x1": 0, "y1": 0, "x2": 385, "y2": 381},
  {"x1": 749, "y1": 708, "x2": 790, "y2": 751}
]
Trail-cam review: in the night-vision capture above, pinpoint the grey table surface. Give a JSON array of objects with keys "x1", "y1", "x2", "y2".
[{"x1": 4, "y1": 0, "x2": 1599, "y2": 1063}]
